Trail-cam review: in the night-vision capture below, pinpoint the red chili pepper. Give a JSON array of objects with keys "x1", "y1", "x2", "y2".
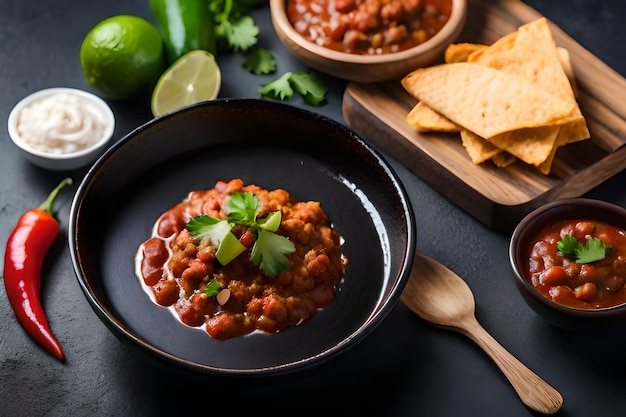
[{"x1": 3, "y1": 177, "x2": 73, "y2": 363}]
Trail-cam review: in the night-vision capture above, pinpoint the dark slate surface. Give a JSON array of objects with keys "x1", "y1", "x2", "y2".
[{"x1": 1, "y1": 0, "x2": 625, "y2": 416}]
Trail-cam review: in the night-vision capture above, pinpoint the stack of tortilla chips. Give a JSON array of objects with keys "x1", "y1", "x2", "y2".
[{"x1": 401, "y1": 18, "x2": 589, "y2": 175}]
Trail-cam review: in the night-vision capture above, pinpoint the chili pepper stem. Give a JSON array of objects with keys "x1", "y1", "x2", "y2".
[{"x1": 39, "y1": 177, "x2": 73, "y2": 214}]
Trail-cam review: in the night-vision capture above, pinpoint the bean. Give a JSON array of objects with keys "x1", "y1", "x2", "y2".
[
  {"x1": 140, "y1": 238, "x2": 168, "y2": 286},
  {"x1": 530, "y1": 241, "x2": 551, "y2": 257},
  {"x1": 549, "y1": 285, "x2": 574, "y2": 302},
  {"x1": 603, "y1": 275, "x2": 625, "y2": 292},
  {"x1": 574, "y1": 221, "x2": 596, "y2": 239},
  {"x1": 574, "y1": 282, "x2": 598, "y2": 301},
  {"x1": 613, "y1": 255, "x2": 626, "y2": 276},
  {"x1": 578, "y1": 263, "x2": 599, "y2": 283},
  {"x1": 153, "y1": 277, "x2": 179, "y2": 306},
  {"x1": 539, "y1": 265, "x2": 567, "y2": 286}
]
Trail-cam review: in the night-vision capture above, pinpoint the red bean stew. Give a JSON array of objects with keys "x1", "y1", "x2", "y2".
[
  {"x1": 286, "y1": 0, "x2": 452, "y2": 55},
  {"x1": 527, "y1": 219, "x2": 626, "y2": 310},
  {"x1": 135, "y1": 179, "x2": 348, "y2": 340}
]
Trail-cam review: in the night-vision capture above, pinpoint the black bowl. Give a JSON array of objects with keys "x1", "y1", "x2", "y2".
[
  {"x1": 69, "y1": 99, "x2": 416, "y2": 376},
  {"x1": 509, "y1": 198, "x2": 626, "y2": 330}
]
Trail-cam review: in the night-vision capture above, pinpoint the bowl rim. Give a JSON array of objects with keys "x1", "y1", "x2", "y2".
[
  {"x1": 7, "y1": 87, "x2": 115, "y2": 161},
  {"x1": 509, "y1": 197, "x2": 626, "y2": 317},
  {"x1": 269, "y1": 0, "x2": 467, "y2": 64}
]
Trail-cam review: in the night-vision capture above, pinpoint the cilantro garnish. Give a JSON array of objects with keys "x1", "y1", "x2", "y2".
[
  {"x1": 260, "y1": 71, "x2": 327, "y2": 106},
  {"x1": 243, "y1": 47, "x2": 277, "y2": 75},
  {"x1": 251, "y1": 229, "x2": 295, "y2": 277},
  {"x1": 186, "y1": 215, "x2": 232, "y2": 249},
  {"x1": 203, "y1": 279, "x2": 222, "y2": 296},
  {"x1": 556, "y1": 234, "x2": 612, "y2": 264},
  {"x1": 220, "y1": 15, "x2": 259, "y2": 52},
  {"x1": 210, "y1": 0, "x2": 260, "y2": 53},
  {"x1": 186, "y1": 192, "x2": 295, "y2": 276},
  {"x1": 260, "y1": 72, "x2": 294, "y2": 100},
  {"x1": 288, "y1": 71, "x2": 328, "y2": 106},
  {"x1": 224, "y1": 191, "x2": 260, "y2": 226}
]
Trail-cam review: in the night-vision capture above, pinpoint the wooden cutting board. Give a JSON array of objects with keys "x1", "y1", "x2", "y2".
[{"x1": 342, "y1": 0, "x2": 626, "y2": 232}]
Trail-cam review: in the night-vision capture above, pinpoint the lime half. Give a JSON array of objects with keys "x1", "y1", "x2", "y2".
[{"x1": 151, "y1": 50, "x2": 222, "y2": 117}]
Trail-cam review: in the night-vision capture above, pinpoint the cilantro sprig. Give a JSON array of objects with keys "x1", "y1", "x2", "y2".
[
  {"x1": 556, "y1": 234, "x2": 612, "y2": 264},
  {"x1": 203, "y1": 279, "x2": 222, "y2": 296},
  {"x1": 243, "y1": 48, "x2": 328, "y2": 106},
  {"x1": 260, "y1": 71, "x2": 327, "y2": 106},
  {"x1": 243, "y1": 47, "x2": 277, "y2": 74},
  {"x1": 186, "y1": 192, "x2": 295, "y2": 276},
  {"x1": 210, "y1": 0, "x2": 260, "y2": 52}
]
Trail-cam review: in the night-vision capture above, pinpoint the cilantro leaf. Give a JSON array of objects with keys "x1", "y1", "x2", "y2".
[
  {"x1": 289, "y1": 71, "x2": 328, "y2": 106},
  {"x1": 577, "y1": 236, "x2": 612, "y2": 263},
  {"x1": 243, "y1": 47, "x2": 277, "y2": 75},
  {"x1": 210, "y1": 0, "x2": 260, "y2": 54},
  {"x1": 556, "y1": 234, "x2": 612, "y2": 264},
  {"x1": 225, "y1": 15, "x2": 259, "y2": 51},
  {"x1": 556, "y1": 234, "x2": 580, "y2": 258},
  {"x1": 225, "y1": 192, "x2": 260, "y2": 226},
  {"x1": 250, "y1": 229, "x2": 296, "y2": 277},
  {"x1": 185, "y1": 214, "x2": 231, "y2": 248},
  {"x1": 203, "y1": 279, "x2": 222, "y2": 296},
  {"x1": 260, "y1": 72, "x2": 294, "y2": 101},
  {"x1": 186, "y1": 191, "x2": 295, "y2": 277},
  {"x1": 260, "y1": 71, "x2": 327, "y2": 106}
]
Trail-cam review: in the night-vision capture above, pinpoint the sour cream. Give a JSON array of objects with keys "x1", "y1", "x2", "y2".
[{"x1": 16, "y1": 91, "x2": 107, "y2": 154}]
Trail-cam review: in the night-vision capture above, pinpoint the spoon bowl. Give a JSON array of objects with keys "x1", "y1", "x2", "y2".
[{"x1": 401, "y1": 253, "x2": 563, "y2": 415}]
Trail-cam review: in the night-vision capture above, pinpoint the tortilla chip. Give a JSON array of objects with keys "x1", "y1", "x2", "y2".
[
  {"x1": 467, "y1": 17, "x2": 588, "y2": 171},
  {"x1": 537, "y1": 117, "x2": 591, "y2": 173},
  {"x1": 412, "y1": 42, "x2": 582, "y2": 169},
  {"x1": 401, "y1": 62, "x2": 576, "y2": 139},
  {"x1": 557, "y1": 47, "x2": 577, "y2": 96},
  {"x1": 445, "y1": 43, "x2": 488, "y2": 63},
  {"x1": 487, "y1": 125, "x2": 560, "y2": 166},
  {"x1": 407, "y1": 101, "x2": 459, "y2": 132},
  {"x1": 402, "y1": 18, "x2": 589, "y2": 175},
  {"x1": 492, "y1": 152, "x2": 517, "y2": 168},
  {"x1": 557, "y1": 116, "x2": 590, "y2": 146},
  {"x1": 460, "y1": 129, "x2": 502, "y2": 164},
  {"x1": 467, "y1": 32, "x2": 517, "y2": 62},
  {"x1": 469, "y1": 18, "x2": 575, "y2": 102}
]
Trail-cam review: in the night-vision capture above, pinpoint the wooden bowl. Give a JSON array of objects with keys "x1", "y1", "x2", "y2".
[{"x1": 270, "y1": 0, "x2": 467, "y2": 82}]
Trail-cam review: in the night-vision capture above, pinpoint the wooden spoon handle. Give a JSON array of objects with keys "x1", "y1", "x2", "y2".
[{"x1": 459, "y1": 318, "x2": 563, "y2": 415}]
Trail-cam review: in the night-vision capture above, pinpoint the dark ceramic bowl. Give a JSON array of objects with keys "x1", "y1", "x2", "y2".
[
  {"x1": 69, "y1": 99, "x2": 416, "y2": 376},
  {"x1": 509, "y1": 198, "x2": 626, "y2": 330}
]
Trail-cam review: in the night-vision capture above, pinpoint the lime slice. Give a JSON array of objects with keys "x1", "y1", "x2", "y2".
[{"x1": 151, "y1": 50, "x2": 221, "y2": 117}]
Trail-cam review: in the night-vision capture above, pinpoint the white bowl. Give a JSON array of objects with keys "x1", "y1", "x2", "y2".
[{"x1": 8, "y1": 87, "x2": 115, "y2": 171}]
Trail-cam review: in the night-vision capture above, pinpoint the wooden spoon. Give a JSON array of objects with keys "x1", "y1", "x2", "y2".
[{"x1": 400, "y1": 253, "x2": 563, "y2": 415}]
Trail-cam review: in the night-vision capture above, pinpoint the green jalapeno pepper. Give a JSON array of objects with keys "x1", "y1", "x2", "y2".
[{"x1": 150, "y1": 0, "x2": 217, "y2": 64}]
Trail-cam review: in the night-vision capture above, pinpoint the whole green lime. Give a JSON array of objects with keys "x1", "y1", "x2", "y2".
[{"x1": 80, "y1": 15, "x2": 167, "y2": 101}]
